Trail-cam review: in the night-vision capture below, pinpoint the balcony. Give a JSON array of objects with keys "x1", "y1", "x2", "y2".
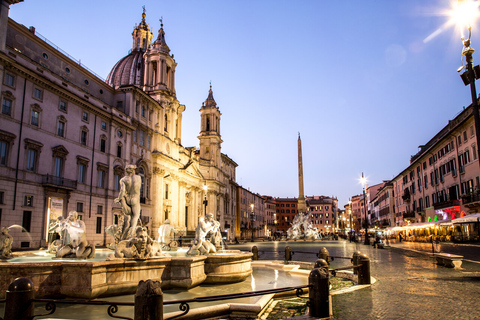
[
  {"x1": 403, "y1": 211, "x2": 416, "y2": 219},
  {"x1": 434, "y1": 199, "x2": 461, "y2": 210},
  {"x1": 462, "y1": 193, "x2": 480, "y2": 208},
  {"x1": 42, "y1": 174, "x2": 77, "y2": 190}
]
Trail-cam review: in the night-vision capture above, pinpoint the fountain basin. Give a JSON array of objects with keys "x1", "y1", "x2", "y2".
[
  {"x1": 0, "y1": 249, "x2": 252, "y2": 299},
  {"x1": 204, "y1": 251, "x2": 253, "y2": 284}
]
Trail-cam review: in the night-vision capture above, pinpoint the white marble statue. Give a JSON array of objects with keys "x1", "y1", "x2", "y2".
[
  {"x1": 157, "y1": 219, "x2": 178, "y2": 250},
  {"x1": 186, "y1": 213, "x2": 220, "y2": 256},
  {"x1": 287, "y1": 212, "x2": 320, "y2": 240},
  {"x1": 56, "y1": 211, "x2": 95, "y2": 259},
  {"x1": 108, "y1": 226, "x2": 163, "y2": 260}
]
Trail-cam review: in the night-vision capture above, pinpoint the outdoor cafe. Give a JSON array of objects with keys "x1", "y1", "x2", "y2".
[{"x1": 384, "y1": 213, "x2": 480, "y2": 243}]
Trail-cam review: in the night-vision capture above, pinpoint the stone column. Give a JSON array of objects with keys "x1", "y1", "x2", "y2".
[
  {"x1": 178, "y1": 181, "x2": 186, "y2": 230},
  {"x1": 152, "y1": 167, "x2": 165, "y2": 237}
]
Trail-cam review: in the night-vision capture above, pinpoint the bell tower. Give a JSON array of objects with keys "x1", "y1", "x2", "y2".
[
  {"x1": 198, "y1": 84, "x2": 223, "y2": 166},
  {"x1": 143, "y1": 17, "x2": 177, "y2": 94}
]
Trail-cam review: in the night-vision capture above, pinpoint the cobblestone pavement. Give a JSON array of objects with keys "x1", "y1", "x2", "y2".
[{"x1": 231, "y1": 240, "x2": 480, "y2": 320}]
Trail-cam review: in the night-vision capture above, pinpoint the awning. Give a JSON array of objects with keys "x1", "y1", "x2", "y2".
[{"x1": 452, "y1": 213, "x2": 480, "y2": 224}]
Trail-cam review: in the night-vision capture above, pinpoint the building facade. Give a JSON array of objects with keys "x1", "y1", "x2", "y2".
[{"x1": 0, "y1": 6, "x2": 238, "y2": 248}]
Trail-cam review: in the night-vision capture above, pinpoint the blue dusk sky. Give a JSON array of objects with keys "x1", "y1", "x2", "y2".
[{"x1": 8, "y1": 0, "x2": 480, "y2": 207}]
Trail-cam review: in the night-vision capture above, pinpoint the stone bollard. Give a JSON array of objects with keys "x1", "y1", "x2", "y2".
[
  {"x1": 357, "y1": 254, "x2": 371, "y2": 285},
  {"x1": 285, "y1": 246, "x2": 292, "y2": 264},
  {"x1": 352, "y1": 251, "x2": 361, "y2": 275},
  {"x1": 4, "y1": 277, "x2": 35, "y2": 320},
  {"x1": 317, "y1": 247, "x2": 330, "y2": 265},
  {"x1": 134, "y1": 279, "x2": 163, "y2": 320},
  {"x1": 308, "y1": 265, "x2": 330, "y2": 318},
  {"x1": 314, "y1": 258, "x2": 328, "y2": 269},
  {"x1": 252, "y1": 246, "x2": 259, "y2": 260}
]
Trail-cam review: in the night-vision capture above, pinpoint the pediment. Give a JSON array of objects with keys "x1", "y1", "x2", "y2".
[{"x1": 181, "y1": 160, "x2": 203, "y2": 179}]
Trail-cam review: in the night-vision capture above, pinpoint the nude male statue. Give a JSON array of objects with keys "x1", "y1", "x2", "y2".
[{"x1": 114, "y1": 164, "x2": 142, "y2": 239}]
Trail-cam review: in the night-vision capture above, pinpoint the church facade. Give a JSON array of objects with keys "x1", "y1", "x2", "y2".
[{"x1": 0, "y1": 4, "x2": 238, "y2": 248}]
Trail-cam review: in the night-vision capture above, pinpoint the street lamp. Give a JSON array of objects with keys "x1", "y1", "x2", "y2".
[
  {"x1": 250, "y1": 203, "x2": 255, "y2": 242},
  {"x1": 349, "y1": 199, "x2": 353, "y2": 234},
  {"x1": 203, "y1": 184, "x2": 208, "y2": 216},
  {"x1": 455, "y1": 0, "x2": 480, "y2": 164},
  {"x1": 361, "y1": 173, "x2": 370, "y2": 245}
]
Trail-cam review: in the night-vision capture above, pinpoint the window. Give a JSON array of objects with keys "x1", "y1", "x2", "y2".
[
  {"x1": 96, "y1": 217, "x2": 102, "y2": 234},
  {"x1": 97, "y1": 205, "x2": 103, "y2": 215},
  {"x1": 425, "y1": 195, "x2": 430, "y2": 208},
  {"x1": 22, "y1": 211, "x2": 32, "y2": 232},
  {"x1": 98, "y1": 169, "x2": 106, "y2": 188},
  {"x1": 26, "y1": 149, "x2": 37, "y2": 172},
  {"x1": 24, "y1": 195, "x2": 33, "y2": 207},
  {"x1": 77, "y1": 202, "x2": 84, "y2": 212},
  {"x1": 464, "y1": 130, "x2": 468, "y2": 142},
  {"x1": 465, "y1": 150, "x2": 471, "y2": 164},
  {"x1": 101, "y1": 121, "x2": 107, "y2": 131},
  {"x1": 133, "y1": 130, "x2": 137, "y2": 142},
  {"x1": 140, "y1": 130, "x2": 144, "y2": 146},
  {"x1": 81, "y1": 129, "x2": 88, "y2": 146},
  {"x1": 471, "y1": 126, "x2": 475, "y2": 137},
  {"x1": 114, "y1": 173, "x2": 120, "y2": 191},
  {"x1": 33, "y1": 87, "x2": 43, "y2": 100},
  {"x1": 31, "y1": 109, "x2": 39, "y2": 126},
  {"x1": 54, "y1": 157, "x2": 63, "y2": 177},
  {"x1": 82, "y1": 111, "x2": 89, "y2": 122},
  {"x1": 458, "y1": 135, "x2": 462, "y2": 146},
  {"x1": 78, "y1": 163, "x2": 86, "y2": 183},
  {"x1": 0, "y1": 141, "x2": 8, "y2": 166},
  {"x1": 59, "y1": 100, "x2": 67, "y2": 112},
  {"x1": 2, "y1": 98, "x2": 12, "y2": 116},
  {"x1": 116, "y1": 101, "x2": 123, "y2": 110},
  {"x1": 147, "y1": 135, "x2": 151, "y2": 149},
  {"x1": 4, "y1": 73, "x2": 14, "y2": 87},
  {"x1": 100, "y1": 138, "x2": 106, "y2": 152},
  {"x1": 141, "y1": 106, "x2": 146, "y2": 118},
  {"x1": 57, "y1": 120, "x2": 65, "y2": 137},
  {"x1": 165, "y1": 184, "x2": 169, "y2": 199},
  {"x1": 116, "y1": 144, "x2": 122, "y2": 158},
  {"x1": 0, "y1": 191, "x2": 4, "y2": 204},
  {"x1": 474, "y1": 144, "x2": 478, "y2": 161}
]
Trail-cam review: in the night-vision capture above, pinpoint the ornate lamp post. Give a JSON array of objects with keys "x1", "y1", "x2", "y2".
[
  {"x1": 361, "y1": 173, "x2": 370, "y2": 245},
  {"x1": 203, "y1": 185, "x2": 208, "y2": 216},
  {"x1": 250, "y1": 203, "x2": 255, "y2": 242},
  {"x1": 456, "y1": 0, "x2": 480, "y2": 165}
]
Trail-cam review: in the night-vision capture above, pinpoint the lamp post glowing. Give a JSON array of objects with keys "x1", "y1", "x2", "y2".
[
  {"x1": 361, "y1": 173, "x2": 370, "y2": 245},
  {"x1": 349, "y1": 199, "x2": 353, "y2": 234},
  {"x1": 455, "y1": 0, "x2": 480, "y2": 165},
  {"x1": 250, "y1": 203, "x2": 255, "y2": 242},
  {"x1": 203, "y1": 185, "x2": 208, "y2": 216}
]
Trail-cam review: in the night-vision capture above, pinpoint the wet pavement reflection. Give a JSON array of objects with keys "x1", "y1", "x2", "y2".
[{"x1": 232, "y1": 240, "x2": 480, "y2": 319}]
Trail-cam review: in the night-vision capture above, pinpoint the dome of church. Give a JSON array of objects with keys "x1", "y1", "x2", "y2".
[
  {"x1": 106, "y1": 50, "x2": 145, "y2": 88},
  {"x1": 106, "y1": 8, "x2": 153, "y2": 88}
]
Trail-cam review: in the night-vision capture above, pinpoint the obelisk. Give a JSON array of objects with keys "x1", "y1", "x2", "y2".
[{"x1": 297, "y1": 133, "x2": 306, "y2": 213}]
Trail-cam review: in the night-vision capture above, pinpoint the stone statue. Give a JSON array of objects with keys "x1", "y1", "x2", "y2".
[
  {"x1": 47, "y1": 216, "x2": 67, "y2": 253},
  {"x1": 113, "y1": 164, "x2": 142, "y2": 240},
  {"x1": 157, "y1": 219, "x2": 178, "y2": 250},
  {"x1": 0, "y1": 227, "x2": 13, "y2": 259},
  {"x1": 56, "y1": 211, "x2": 95, "y2": 259},
  {"x1": 186, "y1": 213, "x2": 220, "y2": 256},
  {"x1": 109, "y1": 226, "x2": 163, "y2": 260},
  {"x1": 287, "y1": 213, "x2": 320, "y2": 240}
]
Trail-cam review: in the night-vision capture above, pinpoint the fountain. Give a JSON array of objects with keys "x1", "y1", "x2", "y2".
[
  {"x1": 0, "y1": 169, "x2": 252, "y2": 299},
  {"x1": 287, "y1": 212, "x2": 321, "y2": 240}
]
